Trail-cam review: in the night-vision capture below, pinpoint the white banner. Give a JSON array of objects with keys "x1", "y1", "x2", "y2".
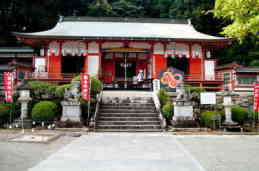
[{"x1": 204, "y1": 60, "x2": 215, "y2": 80}]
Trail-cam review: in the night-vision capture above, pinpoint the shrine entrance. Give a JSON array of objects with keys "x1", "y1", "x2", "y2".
[
  {"x1": 101, "y1": 49, "x2": 152, "y2": 89},
  {"x1": 62, "y1": 55, "x2": 84, "y2": 73},
  {"x1": 167, "y1": 57, "x2": 189, "y2": 73}
]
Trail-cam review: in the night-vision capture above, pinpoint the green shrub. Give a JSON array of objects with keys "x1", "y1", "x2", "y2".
[
  {"x1": 28, "y1": 81, "x2": 57, "y2": 99},
  {"x1": 55, "y1": 84, "x2": 71, "y2": 98},
  {"x1": 184, "y1": 85, "x2": 205, "y2": 93},
  {"x1": 91, "y1": 76, "x2": 102, "y2": 96},
  {"x1": 158, "y1": 89, "x2": 168, "y2": 106},
  {"x1": 31, "y1": 101, "x2": 57, "y2": 122},
  {"x1": 248, "y1": 112, "x2": 259, "y2": 121},
  {"x1": 0, "y1": 104, "x2": 10, "y2": 125},
  {"x1": 201, "y1": 111, "x2": 222, "y2": 128},
  {"x1": 231, "y1": 106, "x2": 248, "y2": 124},
  {"x1": 162, "y1": 104, "x2": 173, "y2": 119},
  {"x1": 71, "y1": 75, "x2": 80, "y2": 82},
  {"x1": 71, "y1": 75, "x2": 102, "y2": 96}
]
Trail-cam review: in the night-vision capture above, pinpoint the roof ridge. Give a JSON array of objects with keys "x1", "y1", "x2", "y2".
[{"x1": 61, "y1": 16, "x2": 189, "y2": 24}]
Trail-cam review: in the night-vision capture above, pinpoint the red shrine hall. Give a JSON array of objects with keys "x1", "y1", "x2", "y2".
[{"x1": 14, "y1": 17, "x2": 231, "y2": 90}]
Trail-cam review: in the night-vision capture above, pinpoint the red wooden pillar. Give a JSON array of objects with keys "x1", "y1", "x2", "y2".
[
  {"x1": 48, "y1": 42, "x2": 62, "y2": 78},
  {"x1": 83, "y1": 55, "x2": 88, "y2": 73},
  {"x1": 152, "y1": 43, "x2": 167, "y2": 79}
]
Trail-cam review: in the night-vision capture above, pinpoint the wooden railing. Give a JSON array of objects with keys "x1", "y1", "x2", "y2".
[
  {"x1": 184, "y1": 73, "x2": 223, "y2": 82},
  {"x1": 25, "y1": 72, "x2": 78, "y2": 83}
]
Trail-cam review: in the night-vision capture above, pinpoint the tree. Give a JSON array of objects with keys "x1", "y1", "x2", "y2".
[
  {"x1": 87, "y1": 0, "x2": 113, "y2": 17},
  {"x1": 213, "y1": 0, "x2": 259, "y2": 41},
  {"x1": 112, "y1": 0, "x2": 144, "y2": 17}
]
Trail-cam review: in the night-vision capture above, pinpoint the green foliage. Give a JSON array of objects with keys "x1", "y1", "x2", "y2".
[
  {"x1": 71, "y1": 75, "x2": 102, "y2": 96},
  {"x1": 216, "y1": 36, "x2": 259, "y2": 66},
  {"x1": 231, "y1": 106, "x2": 248, "y2": 124},
  {"x1": 55, "y1": 84, "x2": 71, "y2": 98},
  {"x1": 249, "y1": 60, "x2": 259, "y2": 67},
  {"x1": 87, "y1": 0, "x2": 113, "y2": 17},
  {"x1": 112, "y1": 0, "x2": 144, "y2": 17},
  {"x1": 158, "y1": 89, "x2": 169, "y2": 106},
  {"x1": 71, "y1": 75, "x2": 80, "y2": 82},
  {"x1": 248, "y1": 112, "x2": 259, "y2": 121},
  {"x1": 31, "y1": 101, "x2": 57, "y2": 122},
  {"x1": 0, "y1": 104, "x2": 10, "y2": 125},
  {"x1": 91, "y1": 76, "x2": 102, "y2": 96},
  {"x1": 28, "y1": 81, "x2": 57, "y2": 99},
  {"x1": 184, "y1": 85, "x2": 205, "y2": 93},
  {"x1": 213, "y1": 0, "x2": 259, "y2": 41},
  {"x1": 201, "y1": 111, "x2": 222, "y2": 128},
  {"x1": 162, "y1": 104, "x2": 173, "y2": 119}
]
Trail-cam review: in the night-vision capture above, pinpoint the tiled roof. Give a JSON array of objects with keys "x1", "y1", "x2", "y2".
[{"x1": 14, "y1": 17, "x2": 230, "y2": 42}]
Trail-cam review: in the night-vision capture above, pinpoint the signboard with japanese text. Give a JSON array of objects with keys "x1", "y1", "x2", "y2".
[
  {"x1": 3, "y1": 72, "x2": 14, "y2": 102},
  {"x1": 200, "y1": 92, "x2": 216, "y2": 105},
  {"x1": 253, "y1": 83, "x2": 259, "y2": 112},
  {"x1": 80, "y1": 73, "x2": 90, "y2": 100}
]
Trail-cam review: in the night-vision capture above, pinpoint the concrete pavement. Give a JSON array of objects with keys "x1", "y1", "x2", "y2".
[{"x1": 28, "y1": 133, "x2": 206, "y2": 171}]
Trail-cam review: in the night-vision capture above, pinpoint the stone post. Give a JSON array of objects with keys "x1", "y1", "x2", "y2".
[
  {"x1": 17, "y1": 83, "x2": 32, "y2": 129},
  {"x1": 222, "y1": 91, "x2": 237, "y2": 126},
  {"x1": 18, "y1": 88, "x2": 32, "y2": 119}
]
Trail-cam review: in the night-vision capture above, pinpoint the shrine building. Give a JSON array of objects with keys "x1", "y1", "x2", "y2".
[{"x1": 14, "y1": 17, "x2": 231, "y2": 90}]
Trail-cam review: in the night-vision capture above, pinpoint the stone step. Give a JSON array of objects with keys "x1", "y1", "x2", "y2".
[
  {"x1": 99, "y1": 109, "x2": 156, "y2": 113},
  {"x1": 95, "y1": 129, "x2": 163, "y2": 132},
  {"x1": 99, "y1": 113, "x2": 158, "y2": 117},
  {"x1": 97, "y1": 121, "x2": 161, "y2": 125},
  {"x1": 101, "y1": 103, "x2": 154, "y2": 106},
  {"x1": 100, "y1": 106, "x2": 155, "y2": 110},
  {"x1": 96, "y1": 125, "x2": 162, "y2": 129},
  {"x1": 98, "y1": 117, "x2": 159, "y2": 121}
]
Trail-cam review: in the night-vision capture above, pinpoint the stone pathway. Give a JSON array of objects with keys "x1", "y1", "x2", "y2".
[{"x1": 28, "y1": 133, "x2": 206, "y2": 171}]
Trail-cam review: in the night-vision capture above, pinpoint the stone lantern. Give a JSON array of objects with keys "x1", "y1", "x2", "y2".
[
  {"x1": 17, "y1": 85, "x2": 32, "y2": 119},
  {"x1": 222, "y1": 91, "x2": 237, "y2": 126}
]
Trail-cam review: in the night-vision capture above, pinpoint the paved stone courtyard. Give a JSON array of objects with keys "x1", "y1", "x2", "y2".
[{"x1": 1, "y1": 132, "x2": 259, "y2": 171}]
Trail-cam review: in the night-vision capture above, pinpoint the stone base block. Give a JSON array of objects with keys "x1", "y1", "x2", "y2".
[{"x1": 173, "y1": 105, "x2": 193, "y2": 120}]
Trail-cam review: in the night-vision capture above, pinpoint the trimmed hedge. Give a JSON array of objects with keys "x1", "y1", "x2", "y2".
[
  {"x1": 201, "y1": 111, "x2": 222, "y2": 128},
  {"x1": 0, "y1": 104, "x2": 10, "y2": 125},
  {"x1": 162, "y1": 104, "x2": 173, "y2": 119},
  {"x1": 31, "y1": 101, "x2": 57, "y2": 122},
  {"x1": 28, "y1": 81, "x2": 57, "y2": 99},
  {"x1": 231, "y1": 106, "x2": 248, "y2": 124},
  {"x1": 158, "y1": 89, "x2": 168, "y2": 106},
  {"x1": 55, "y1": 84, "x2": 71, "y2": 98}
]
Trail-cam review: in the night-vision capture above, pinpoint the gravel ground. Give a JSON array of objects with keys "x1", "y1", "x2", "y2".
[
  {"x1": 0, "y1": 130, "x2": 76, "y2": 171},
  {"x1": 177, "y1": 135, "x2": 259, "y2": 171}
]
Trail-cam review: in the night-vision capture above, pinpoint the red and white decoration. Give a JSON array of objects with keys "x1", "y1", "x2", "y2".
[
  {"x1": 254, "y1": 83, "x2": 259, "y2": 112},
  {"x1": 48, "y1": 41, "x2": 60, "y2": 56},
  {"x1": 3, "y1": 72, "x2": 14, "y2": 102},
  {"x1": 62, "y1": 41, "x2": 87, "y2": 56},
  {"x1": 192, "y1": 44, "x2": 202, "y2": 58},
  {"x1": 81, "y1": 73, "x2": 91, "y2": 100}
]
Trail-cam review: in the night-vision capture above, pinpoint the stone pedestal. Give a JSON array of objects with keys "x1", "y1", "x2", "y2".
[
  {"x1": 61, "y1": 102, "x2": 81, "y2": 122},
  {"x1": 173, "y1": 100, "x2": 194, "y2": 121}
]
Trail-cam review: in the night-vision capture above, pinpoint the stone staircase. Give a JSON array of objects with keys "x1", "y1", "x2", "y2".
[{"x1": 95, "y1": 91, "x2": 163, "y2": 132}]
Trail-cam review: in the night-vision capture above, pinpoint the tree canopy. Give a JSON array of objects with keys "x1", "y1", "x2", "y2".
[{"x1": 213, "y1": 0, "x2": 259, "y2": 41}]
